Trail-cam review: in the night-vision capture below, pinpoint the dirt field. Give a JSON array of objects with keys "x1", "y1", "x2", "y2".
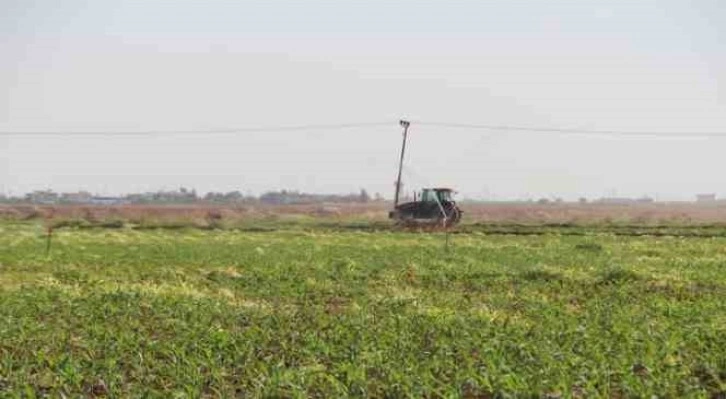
[{"x1": 4, "y1": 201, "x2": 726, "y2": 227}]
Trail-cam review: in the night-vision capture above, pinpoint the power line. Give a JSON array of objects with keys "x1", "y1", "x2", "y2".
[
  {"x1": 416, "y1": 122, "x2": 726, "y2": 138},
  {"x1": 0, "y1": 122, "x2": 393, "y2": 137},
  {"x1": 0, "y1": 120, "x2": 725, "y2": 138}
]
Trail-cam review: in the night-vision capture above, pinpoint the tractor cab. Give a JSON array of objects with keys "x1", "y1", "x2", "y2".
[{"x1": 417, "y1": 188, "x2": 454, "y2": 204}]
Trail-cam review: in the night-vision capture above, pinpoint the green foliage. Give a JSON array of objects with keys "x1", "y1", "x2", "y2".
[
  {"x1": 0, "y1": 222, "x2": 724, "y2": 397},
  {"x1": 574, "y1": 242, "x2": 604, "y2": 252}
]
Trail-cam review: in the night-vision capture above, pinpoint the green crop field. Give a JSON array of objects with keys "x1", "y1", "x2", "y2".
[{"x1": 0, "y1": 221, "x2": 725, "y2": 398}]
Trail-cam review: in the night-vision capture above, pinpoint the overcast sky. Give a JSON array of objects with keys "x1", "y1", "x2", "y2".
[{"x1": 1, "y1": 0, "x2": 725, "y2": 200}]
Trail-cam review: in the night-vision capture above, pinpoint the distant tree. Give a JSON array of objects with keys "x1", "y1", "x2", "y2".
[
  {"x1": 359, "y1": 189, "x2": 371, "y2": 203},
  {"x1": 224, "y1": 191, "x2": 244, "y2": 202}
]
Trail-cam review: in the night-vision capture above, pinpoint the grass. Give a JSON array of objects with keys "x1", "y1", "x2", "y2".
[{"x1": 0, "y1": 221, "x2": 725, "y2": 397}]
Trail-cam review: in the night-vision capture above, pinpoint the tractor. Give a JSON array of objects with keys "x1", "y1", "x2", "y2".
[{"x1": 389, "y1": 187, "x2": 462, "y2": 227}]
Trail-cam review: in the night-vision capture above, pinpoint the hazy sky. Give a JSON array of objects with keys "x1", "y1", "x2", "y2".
[{"x1": 1, "y1": 0, "x2": 725, "y2": 200}]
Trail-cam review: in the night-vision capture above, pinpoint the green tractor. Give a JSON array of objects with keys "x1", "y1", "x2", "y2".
[{"x1": 389, "y1": 187, "x2": 462, "y2": 227}]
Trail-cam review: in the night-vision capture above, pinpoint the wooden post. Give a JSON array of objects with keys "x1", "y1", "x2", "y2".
[
  {"x1": 394, "y1": 120, "x2": 410, "y2": 207},
  {"x1": 45, "y1": 226, "x2": 53, "y2": 256}
]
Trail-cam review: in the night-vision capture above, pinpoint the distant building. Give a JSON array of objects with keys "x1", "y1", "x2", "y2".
[
  {"x1": 90, "y1": 197, "x2": 127, "y2": 205},
  {"x1": 61, "y1": 191, "x2": 93, "y2": 204},
  {"x1": 26, "y1": 190, "x2": 58, "y2": 204},
  {"x1": 696, "y1": 193, "x2": 716, "y2": 202}
]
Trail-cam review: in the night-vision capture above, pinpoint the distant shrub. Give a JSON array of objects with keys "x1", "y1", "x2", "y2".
[
  {"x1": 51, "y1": 218, "x2": 124, "y2": 229},
  {"x1": 205, "y1": 210, "x2": 224, "y2": 229},
  {"x1": 97, "y1": 220, "x2": 125, "y2": 229},
  {"x1": 52, "y1": 218, "x2": 92, "y2": 229}
]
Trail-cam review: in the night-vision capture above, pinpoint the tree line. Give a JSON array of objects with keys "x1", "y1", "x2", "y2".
[{"x1": 0, "y1": 188, "x2": 382, "y2": 205}]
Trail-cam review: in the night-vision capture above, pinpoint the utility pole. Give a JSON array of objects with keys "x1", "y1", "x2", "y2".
[{"x1": 394, "y1": 120, "x2": 410, "y2": 207}]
